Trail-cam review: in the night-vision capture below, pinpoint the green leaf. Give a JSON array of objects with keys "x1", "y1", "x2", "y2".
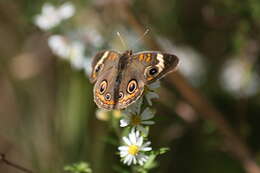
[{"x1": 64, "y1": 162, "x2": 92, "y2": 173}]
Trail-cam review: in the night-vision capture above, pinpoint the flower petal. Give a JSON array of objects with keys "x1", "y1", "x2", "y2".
[
  {"x1": 123, "y1": 137, "x2": 131, "y2": 146},
  {"x1": 142, "y1": 141, "x2": 151, "y2": 148},
  {"x1": 127, "y1": 155, "x2": 133, "y2": 165},
  {"x1": 145, "y1": 92, "x2": 159, "y2": 106},
  {"x1": 136, "y1": 135, "x2": 143, "y2": 146},
  {"x1": 120, "y1": 151, "x2": 128, "y2": 157},
  {"x1": 120, "y1": 119, "x2": 130, "y2": 127},
  {"x1": 136, "y1": 125, "x2": 148, "y2": 135},
  {"x1": 118, "y1": 146, "x2": 128, "y2": 151},
  {"x1": 129, "y1": 131, "x2": 137, "y2": 144},
  {"x1": 141, "y1": 108, "x2": 155, "y2": 120},
  {"x1": 148, "y1": 80, "x2": 161, "y2": 89},
  {"x1": 126, "y1": 97, "x2": 143, "y2": 114},
  {"x1": 58, "y1": 2, "x2": 75, "y2": 19},
  {"x1": 133, "y1": 156, "x2": 137, "y2": 164},
  {"x1": 141, "y1": 147, "x2": 152, "y2": 151},
  {"x1": 142, "y1": 120, "x2": 155, "y2": 125}
]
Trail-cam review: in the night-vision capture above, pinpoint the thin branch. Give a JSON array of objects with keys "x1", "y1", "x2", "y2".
[
  {"x1": 0, "y1": 153, "x2": 34, "y2": 173},
  {"x1": 106, "y1": 1, "x2": 260, "y2": 173}
]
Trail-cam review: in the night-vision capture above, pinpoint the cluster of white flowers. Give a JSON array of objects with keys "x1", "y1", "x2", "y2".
[
  {"x1": 34, "y1": 2, "x2": 75, "y2": 30},
  {"x1": 48, "y1": 35, "x2": 92, "y2": 75},
  {"x1": 118, "y1": 82, "x2": 160, "y2": 166},
  {"x1": 33, "y1": 2, "x2": 104, "y2": 78}
]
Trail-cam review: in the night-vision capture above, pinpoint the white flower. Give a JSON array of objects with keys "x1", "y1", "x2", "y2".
[
  {"x1": 84, "y1": 28, "x2": 104, "y2": 47},
  {"x1": 118, "y1": 130, "x2": 152, "y2": 166},
  {"x1": 175, "y1": 47, "x2": 206, "y2": 86},
  {"x1": 120, "y1": 107, "x2": 155, "y2": 127},
  {"x1": 48, "y1": 35, "x2": 88, "y2": 71},
  {"x1": 34, "y1": 2, "x2": 75, "y2": 30},
  {"x1": 48, "y1": 35, "x2": 70, "y2": 58},
  {"x1": 220, "y1": 58, "x2": 259, "y2": 97},
  {"x1": 58, "y1": 2, "x2": 75, "y2": 20},
  {"x1": 69, "y1": 41, "x2": 86, "y2": 69},
  {"x1": 34, "y1": 3, "x2": 61, "y2": 30},
  {"x1": 120, "y1": 100, "x2": 155, "y2": 134}
]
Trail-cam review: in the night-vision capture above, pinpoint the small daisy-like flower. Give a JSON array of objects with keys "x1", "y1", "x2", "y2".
[
  {"x1": 118, "y1": 130, "x2": 152, "y2": 166},
  {"x1": 120, "y1": 100, "x2": 155, "y2": 134}
]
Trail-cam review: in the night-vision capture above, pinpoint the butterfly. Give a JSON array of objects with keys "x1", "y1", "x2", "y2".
[{"x1": 90, "y1": 50, "x2": 179, "y2": 110}]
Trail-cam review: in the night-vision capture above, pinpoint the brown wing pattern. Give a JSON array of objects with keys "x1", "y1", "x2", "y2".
[
  {"x1": 131, "y1": 51, "x2": 179, "y2": 84},
  {"x1": 90, "y1": 50, "x2": 120, "y2": 83}
]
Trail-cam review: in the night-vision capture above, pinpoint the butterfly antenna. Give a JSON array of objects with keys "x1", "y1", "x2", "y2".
[
  {"x1": 131, "y1": 28, "x2": 150, "y2": 47},
  {"x1": 117, "y1": 32, "x2": 128, "y2": 50}
]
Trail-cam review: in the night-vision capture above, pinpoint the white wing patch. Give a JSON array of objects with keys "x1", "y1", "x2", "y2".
[
  {"x1": 94, "y1": 51, "x2": 109, "y2": 70},
  {"x1": 156, "y1": 53, "x2": 164, "y2": 73}
]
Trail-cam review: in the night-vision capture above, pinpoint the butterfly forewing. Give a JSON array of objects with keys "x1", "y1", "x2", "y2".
[
  {"x1": 131, "y1": 51, "x2": 179, "y2": 84},
  {"x1": 90, "y1": 50, "x2": 120, "y2": 83}
]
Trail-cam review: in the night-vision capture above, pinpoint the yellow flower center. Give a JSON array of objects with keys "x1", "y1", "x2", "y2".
[
  {"x1": 128, "y1": 145, "x2": 140, "y2": 155},
  {"x1": 131, "y1": 115, "x2": 141, "y2": 126}
]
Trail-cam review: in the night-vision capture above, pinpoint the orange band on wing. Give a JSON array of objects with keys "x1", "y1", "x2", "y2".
[
  {"x1": 146, "y1": 56, "x2": 151, "y2": 62},
  {"x1": 147, "y1": 77, "x2": 154, "y2": 81},
  {"x1": 95, "y1": 91, "x2": 116, "y2": 105},
  {"x1": 139, "y1": 54, "x2": 144, "y2": 61},
  {"x1": 109, "y1": 52, "x2": 118, "y2": 60},
  {"x1": 119, "y1": 88, "x2": 139, "y2": 103},
  {"x1": 96, "y1": 89, "x2": 139, "y2": 105}
]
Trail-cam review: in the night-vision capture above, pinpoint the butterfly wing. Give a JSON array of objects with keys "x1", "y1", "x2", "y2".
[
  {"x1": 131, "y1": 51, "x2": 179, "y2": 84},
  {"x1": 91, "y1": 50, "x2": 179, "y2": 110},
  {"x1": 114, "y1": 51, "x2": 179, "y2": 109},
  {"x1": 90, "y1": 50, "x2": 121, "y2": 110},
  {"x1": 90, "y1": 50, "x2": 120, "y2": 83}
]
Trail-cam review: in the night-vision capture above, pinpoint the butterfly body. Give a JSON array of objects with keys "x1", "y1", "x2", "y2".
[{"x1": 90, "y1": 50, "x2": 179, "y2": 110}]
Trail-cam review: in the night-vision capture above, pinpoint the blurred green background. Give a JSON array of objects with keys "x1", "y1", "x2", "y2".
[{"x1": 0, "y1": 0, "x2": 260, "y2": 173}]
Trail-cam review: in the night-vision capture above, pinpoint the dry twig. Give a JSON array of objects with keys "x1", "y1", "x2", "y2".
[{"x1": 0, "y1": 153, "x2": 33, "y2": 173}]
